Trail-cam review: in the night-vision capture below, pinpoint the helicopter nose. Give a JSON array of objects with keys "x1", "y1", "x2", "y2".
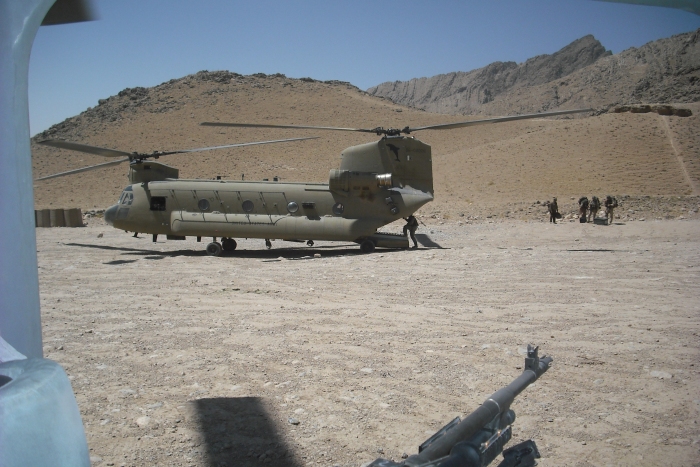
[{"x1": 104, "y1": 204, "x2": 118, "y2": 226}]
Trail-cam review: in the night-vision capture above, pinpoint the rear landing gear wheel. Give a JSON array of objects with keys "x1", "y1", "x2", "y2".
[
  {"x1": 222, "y1": 238, "x2": 237, "y2": 251},
  {"x1": 265, "y1": 239, "x2": 272, "y2": 249},
  {"x1": 360, "y1": 239, "x2": 376, "y2": 254},
  {"x1": 206, "y1": 242, "x2": 223, "y2": 256}
]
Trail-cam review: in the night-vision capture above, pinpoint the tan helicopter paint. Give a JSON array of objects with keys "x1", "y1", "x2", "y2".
[
  {"x1": 105, "y1": 136, "x2": 434, "y2": 248},
  {"x1": 44, "y1": 108, "x2": 591, "y2": 253}
]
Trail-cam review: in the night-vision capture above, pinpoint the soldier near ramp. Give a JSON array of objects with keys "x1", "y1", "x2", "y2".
[
  {"x1": 547, "y1": 197, "x2": 559, "y2": 223},
  {"x1": 605, "y1": 195, "x2": 618, "y2": 225},
  {"x1": 403, "y1": 215, "x2": 419, "y2": 249},
  {"x1": 588, "y1": 196, "x2": 601, "y2": 222},
  {"x1": 578, "y1": 196, "x2": 589, "y2": 223}
]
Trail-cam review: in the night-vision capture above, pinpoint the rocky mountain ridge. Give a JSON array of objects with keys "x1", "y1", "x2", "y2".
[{"x1": 368, "y1": 28, "x2": 700, "y2": 116}]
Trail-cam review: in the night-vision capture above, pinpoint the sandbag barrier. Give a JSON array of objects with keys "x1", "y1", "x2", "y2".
[{"x1": 35, "y1": 208, "x2": 84, "y2": 227}]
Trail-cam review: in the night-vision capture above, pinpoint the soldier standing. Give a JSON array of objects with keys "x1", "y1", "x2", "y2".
[
  {"x1": 548, "y1": 197, "x2": 559, "y2": 224},
  {"x1": 588, "y1": 196, "x2": 601, "y2": 222},
  {"x1": 578, "y1": 196, "x2": 589, "y2": 223},
  {"x1": 403, "y1": 215, "x2": 419, "y2": 249},
  {"x1": 604, "y1": 195, "x2": 617, "y2": 225}
]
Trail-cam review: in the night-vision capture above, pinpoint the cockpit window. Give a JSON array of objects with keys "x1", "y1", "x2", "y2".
[{"x1": 119, "y1": 192, "x2": 133, "y2": 205}]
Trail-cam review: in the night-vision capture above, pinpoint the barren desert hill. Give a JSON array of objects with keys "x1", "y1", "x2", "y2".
[
  {"x1": 368, "y1": 28, "x2": 700, "y2": 118},
  {"x1": 32, "y1": 70, "x2": 700, "y2": 222}
]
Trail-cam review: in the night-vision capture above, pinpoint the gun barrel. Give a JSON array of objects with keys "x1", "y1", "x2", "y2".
[{"x1": 405, "y1": 346, "x2": 552, "y2": 466}]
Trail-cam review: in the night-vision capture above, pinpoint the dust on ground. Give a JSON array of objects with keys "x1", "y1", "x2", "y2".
[{"x1": 37, "y1": 218, "x2": 700, "y2": 467}]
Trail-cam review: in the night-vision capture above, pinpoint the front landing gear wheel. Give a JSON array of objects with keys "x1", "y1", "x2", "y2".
[
  {"x1": 265, "y1": 239, "x2": 272, "y2": 249},
  {"x1": 306, "y1": 240, "x2": 314, "y2": 247},
  {"x1": 360, "y1": 239, "x2": 376, "y2": 254},
  {"x1": 222, "y1": 238, "x2": 237, "y2": 251},
  {"x1": 206, "y1": 242, "x2": 223, "y2": 256}
]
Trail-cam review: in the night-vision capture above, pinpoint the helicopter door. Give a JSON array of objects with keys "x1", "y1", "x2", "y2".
[
  {"x1": 148, "y1": 189, "x2": 172, "y2": 229},
  {"x1": 261, "y1": 192, "x2": 287, "y2": 217}
]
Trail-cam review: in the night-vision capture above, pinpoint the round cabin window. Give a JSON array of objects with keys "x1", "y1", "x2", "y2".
[
  {"x1": 198, "y1": 199, "x2": 210, "y2": 212},
  {"x1": 287, "y1": 201, "x2": 299, "y2": 213},
  {"x1": 242, "y1": 200, "x2": 254, "y2": 213},
  {"x1": 332, "y1": 202, "x2": 344, "y2": 215}
]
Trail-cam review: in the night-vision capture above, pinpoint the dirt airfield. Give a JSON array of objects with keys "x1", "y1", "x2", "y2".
[
  {"x1": 30, "y1": 73, "x2": 700, "y2": 466},
  {"x1": 37, "y1": 216, "x2": 699, "y2": 467}
]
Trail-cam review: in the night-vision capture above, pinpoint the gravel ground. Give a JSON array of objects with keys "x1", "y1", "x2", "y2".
[{"x1": 37, "y1": 218, "x2": 700, "y2": 467}]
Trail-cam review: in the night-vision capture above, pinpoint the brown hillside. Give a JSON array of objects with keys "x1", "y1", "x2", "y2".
[{"x1": 32, "y1": 72, "x2": 700, "y2": 222}]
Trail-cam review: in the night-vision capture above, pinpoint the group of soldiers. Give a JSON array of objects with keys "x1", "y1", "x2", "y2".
[{"x1": 547, "y1": 195, "x2": 618, "y2": 224}]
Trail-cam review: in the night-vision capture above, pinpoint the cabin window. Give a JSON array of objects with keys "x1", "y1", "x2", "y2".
[
  {"x1": 198, "y1": 199, "x2": 210, "y2": 212},
  {"x1": 287, "y1": 201, "x2": 299, "y2": 213},
  {"x1": 150, "y1": 196, "x2": 166, "y2": 211},
  {"x1": 332, "y1": 203, "x2": 344, "y2": 215}
]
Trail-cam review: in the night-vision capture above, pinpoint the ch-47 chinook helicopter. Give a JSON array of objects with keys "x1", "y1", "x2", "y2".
[{"x1": 37, "y1": 108, "x2": 591, "y2": 255}]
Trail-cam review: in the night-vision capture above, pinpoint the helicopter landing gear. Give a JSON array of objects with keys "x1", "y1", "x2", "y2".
[
  {"x1": 306, "y1": 240, "x2": 314, "y2": 247},
  {"x1": 360, "y1": 239, "x2": 376, "y2": 254},
  {"x1": 265, "y1": 239, "x2": 272, "y2": 249},
  {"x1": 206, "y1": 242, "x2": 223, "y2": 256},
  {"x1": 221, "y1": 238, "x2": 237, "y2": 252}
]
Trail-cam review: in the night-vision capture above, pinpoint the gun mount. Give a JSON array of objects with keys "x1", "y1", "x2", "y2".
[{"x1": 369, "y1": 345, "x2": 552, "y2": 467}]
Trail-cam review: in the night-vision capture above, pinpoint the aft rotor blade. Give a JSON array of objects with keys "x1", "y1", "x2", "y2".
[
  {"x1": 38, "y1": 139, "x2": 133, "y2": 158},
  {"x1": 35, "y1": 158, "x2": 130, "y2": 181},
  {"x1": 159, "y1": 136, "x2": 320, "y2": 155},
  {"x1": 407, "y1": 108, "x2": 594, "y2": 132},
  {"x1": 201, "y1": 122, "x2": 378, "y2": 133}
]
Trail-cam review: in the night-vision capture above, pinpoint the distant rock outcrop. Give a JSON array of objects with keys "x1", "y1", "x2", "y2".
[{"x1": 368, "y1": 29, "x2": 700, "y2": 115}]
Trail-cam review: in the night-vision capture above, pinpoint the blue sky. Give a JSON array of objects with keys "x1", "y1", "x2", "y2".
[{"x1": 28, "y1": 0, "x2": 699, "y2": 135}]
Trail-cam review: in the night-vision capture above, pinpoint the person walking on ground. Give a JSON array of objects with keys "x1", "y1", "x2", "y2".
[
  {"x1": 403, "y1": 215, "x2": 419, "y2": 248},
  {"x1": 605, "y1": 195, "x2": 617, "y2": 225},
  {"x1": 548, "y1": 197, "x2": 559, "y2": 224}
]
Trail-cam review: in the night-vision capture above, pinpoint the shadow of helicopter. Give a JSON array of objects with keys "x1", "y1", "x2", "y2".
[
  {"x1": 189, "y1": 397, "x2": 303, "y2": 467},
  {"x1": 64, "y1": 241, "x2": 414, "y2": 261},
  {"x1": 566, "y1": 248, "x2": 619, "y2": 252},
  {"x1": 65, "y1": 242, "x2": 204, "y2": 257}
]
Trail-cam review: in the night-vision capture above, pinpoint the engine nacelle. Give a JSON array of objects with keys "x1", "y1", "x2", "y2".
[{"x1": 329, "y1": 169, "x2": 392, "y2": 194}]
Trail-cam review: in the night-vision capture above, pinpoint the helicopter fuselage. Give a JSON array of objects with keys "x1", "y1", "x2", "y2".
[
  {"x1": 104, "y1": 136, "x2": 434, "y2": 249},
  {"x1": 105, "y1": 178, "x2": 432, "y2": 243}
]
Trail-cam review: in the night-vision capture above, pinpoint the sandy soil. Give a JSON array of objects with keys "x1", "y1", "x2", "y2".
[{"x1": 37, "y1": 218, "x2": 700, "y2": 467}]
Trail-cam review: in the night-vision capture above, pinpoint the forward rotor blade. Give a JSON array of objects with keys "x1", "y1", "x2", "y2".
[
  {"x1": 35, "y1": 158, "x2": 130, "y2": 181},
  {"x1": 201, "y1": 122, "x2": 377, "y2": 133},
  {"x1": 38, "y1": 139, "x2": 133, "y2": 158},
  {"x1": 407, "y1": 108, "x2": 593, "y2": 132},
  {"x1": 159, "y1": 136, "x2": 320, "y2": 155}
]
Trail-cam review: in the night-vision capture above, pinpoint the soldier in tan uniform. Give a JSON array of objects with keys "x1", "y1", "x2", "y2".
[
  {"x1": 548, "y1": 197, "x2": 559, "y2": 224},
  {"x1": 604, "y1": 195, "x2": 617, "y2": 225},
  {"x1": 578, "y1": 196, "x2": 589, "y2": 223},
  {"x1": 588, "y1": 196, "x2": 601, "y2": 222}
]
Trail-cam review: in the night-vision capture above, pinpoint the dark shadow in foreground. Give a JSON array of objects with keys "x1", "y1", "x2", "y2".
[{"x1": 190, "y1": 397, "x2": 303, "y2": 467}]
